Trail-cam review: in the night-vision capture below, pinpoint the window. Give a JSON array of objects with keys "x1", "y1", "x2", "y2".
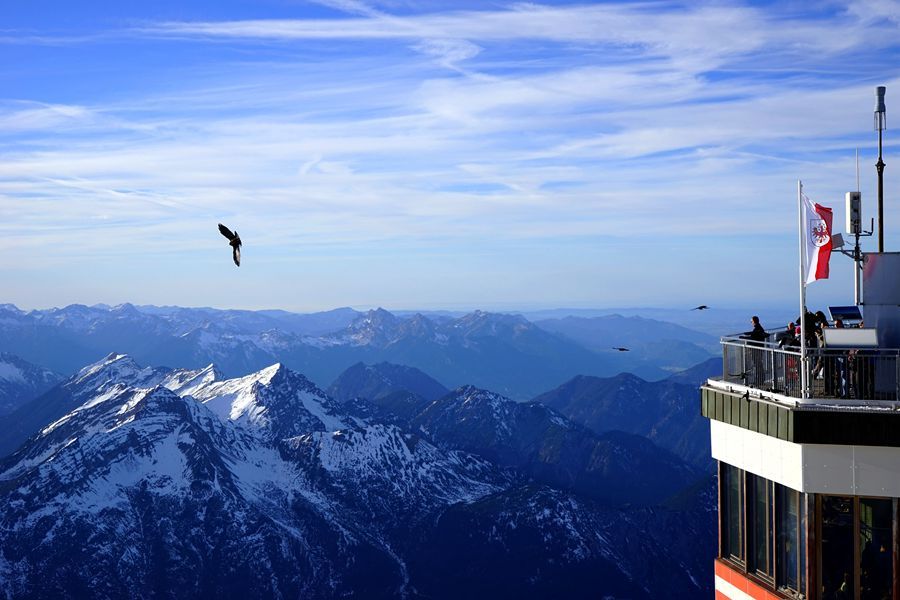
[
  {"x1": 721, "y1": 463, "x2": 744, "y2": 561},
  {"x1": 748, "y1": 474, "x2": 774, "y2": 578},
  {"x1": 821, "y1": 496, "x2": 854, "y2": 600},
  {"x1": 776, "y1": 485, "x2": 801, "y2": 592},
  {"x1": 860, "y1": 498, "x2": 892, "y2": 600}
]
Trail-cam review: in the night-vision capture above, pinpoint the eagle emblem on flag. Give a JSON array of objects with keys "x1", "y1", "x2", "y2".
[{"x1": 809, "y1": 218, "x2": 829, "y2": 247}]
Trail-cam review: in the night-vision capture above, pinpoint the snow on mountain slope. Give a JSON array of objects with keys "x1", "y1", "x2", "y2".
[
  {"x1": 160, "y1": 363, "x2": 223, "y2": 397},
  {"x1": 181, "y1": 363, "x2": 347, "y2": 439},
  {"x1": 0, "y1": 362, "x2": 411, "y2": 598},
  {"x1": 286, "y1": 423, "x2": 512, "y2": 527},
  {"x1": 0, "y1": 354, "x2": 714, "y2": 599},
  {"x1": 0, "y1": 353, "x2": 61, "y2": 416},
  {"x1": 71, "y1": 352, "x2": 171, "y2": 396}
]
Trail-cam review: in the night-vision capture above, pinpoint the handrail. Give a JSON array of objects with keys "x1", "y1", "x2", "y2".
[{"x1": 718, "y1": 335, "x2": 900, "y2": 402}]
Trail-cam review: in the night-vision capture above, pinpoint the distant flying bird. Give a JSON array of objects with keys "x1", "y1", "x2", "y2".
[
  {"x1": 612, "y1": 347, "x2": 630, "y2": 352},
  {"x1": 218, "y1": 223, "x2": 242, "y2": 267},
  {"x1": 691, "y1": 305, "x2": 709, "y2": 311}
]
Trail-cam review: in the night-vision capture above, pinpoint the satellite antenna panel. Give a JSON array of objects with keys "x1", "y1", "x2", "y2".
[
  {"x1": 829, "y1": 305, "x2": 863, "y2": 323},
  {"x1": 846, "y1": 192, "x2": 861, "y2": 234}
]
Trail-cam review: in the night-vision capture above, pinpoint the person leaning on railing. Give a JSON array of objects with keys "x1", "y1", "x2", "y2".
[
  {"x1": 744, "y1": 316, "x2": 767, "y2": 343},
  {"x1": 777, "y1": 322, "x2": 799, "y2": 348},
  {"x1": 741, "y1": 316, "x2": 768, "y2": 387}
]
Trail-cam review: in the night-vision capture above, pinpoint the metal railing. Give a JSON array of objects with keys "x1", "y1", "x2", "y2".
[{"x1": 719, "y1": 335, "x2": 900, "y2": 402}]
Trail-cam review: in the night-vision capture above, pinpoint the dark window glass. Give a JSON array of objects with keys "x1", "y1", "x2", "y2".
[
  {"x1": 799, "y1": 495, "x2": 806, "y2": 595},
  {"x1": 748, "y1": 474, "x2": 773, "y2": 577},
  {"x1": 722, "y1": 464, "x2": 743, "y2": 561},
  {"x1": 776, "y1": 485, "x2": 800, "y2": 591},
  {"x1": 860, "y1": 498, "x2": 892, "y2": 600},
  {"x1": 821, "y1": 496, "x2": 855, "y2": 600}
]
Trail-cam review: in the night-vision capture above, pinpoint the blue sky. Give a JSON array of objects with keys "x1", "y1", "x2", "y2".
[{"x1": 2, "y1": 0, "x2": 900, "y2": 313}]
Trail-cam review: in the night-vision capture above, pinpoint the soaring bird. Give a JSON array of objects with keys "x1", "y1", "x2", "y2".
[
  {"x1": 612, "y1": 347, "x2": 630, "y2": 352},
  {"x1": 691, "y1": 305, "x2": 709, "y2": 311},
  {"x1": 218, "y1": 223, "x2": 242, "y2": 266}
]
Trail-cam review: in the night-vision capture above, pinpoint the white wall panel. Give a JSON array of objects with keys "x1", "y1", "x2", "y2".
[{"x1": 710, "y1": 420, "x2": 900, "y2": 496}]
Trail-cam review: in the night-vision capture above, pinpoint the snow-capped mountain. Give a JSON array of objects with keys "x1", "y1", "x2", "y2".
[
  {"x1": 0, "y1": 353, "x2": 61, "y2": 416},
  {"x1": 185, "y1": 363, "x2": 348, "y2": 441},
  {"x1": 0, "y1": 379, "x2": 402, "y2": 598},
  {"x1": 0, "y1": 353, "x2": 173, "y2": 458},
  {"x1": 0, "y1": 354, "x2": 714, "y2": 599},
  {"x1": 0, "y1": 355, "x2": 512, "y2": 598}
]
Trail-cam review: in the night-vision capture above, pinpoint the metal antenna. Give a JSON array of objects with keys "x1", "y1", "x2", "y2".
[
  {"x1": 875, "y1": 86, "x2": 887, "y2": 252},
  {"x1": 857, "y1": 147, "x2": 860, "y2": 193}
]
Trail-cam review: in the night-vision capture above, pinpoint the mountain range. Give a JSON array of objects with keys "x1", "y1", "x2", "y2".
[
  {"x1": 328, "y1": 359, "x2": 719, "y2": 472},
  {"x1": 0, "y1": 303, "x2": 716, "y2": 400},
  {"x1": 0, "y1": 353, "x2": 716, "y2": 599},
  {"x1": 534, "y1": 314, "x2": 717, "y2": 372}
]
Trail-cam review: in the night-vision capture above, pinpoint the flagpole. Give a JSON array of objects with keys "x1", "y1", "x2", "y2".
[{"x1": 798, "y1": 180, "x2": 808, "y2": 401}]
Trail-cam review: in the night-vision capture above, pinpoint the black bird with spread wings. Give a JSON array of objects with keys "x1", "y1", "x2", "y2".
[
  {"x1": 612, "y1": 347, "x2": 630, "y2": 352},
  {"x1": 218, "y1": 223, "x2": 242, "y2": 266},
  {"x1": 691, "y1": 305, "x2": 709, "y2": 311}
]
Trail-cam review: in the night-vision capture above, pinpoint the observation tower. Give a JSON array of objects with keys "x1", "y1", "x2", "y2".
[{"x1": 702, "y1": 88, "x2": 900, "y2": 600}]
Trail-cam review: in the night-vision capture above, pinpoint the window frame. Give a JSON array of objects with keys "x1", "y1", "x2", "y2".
[
  {"x1": 775, "y1": 484, "x2": 804, "y2": 597},
  {"x1": 748, "y1": 473, "x2": 775, "y2": 582},
  {"x1": 720, "y1": 462, "x2": 745, "y2": 565}
]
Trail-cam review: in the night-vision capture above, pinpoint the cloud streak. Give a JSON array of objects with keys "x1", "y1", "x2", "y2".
[{"x1": 2, "y1": 1, "x2": 900, "y2": 310}]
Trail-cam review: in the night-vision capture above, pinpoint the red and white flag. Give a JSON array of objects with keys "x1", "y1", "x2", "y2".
[{"x1": 802, "y1": 192, "x2": 833, "y2": 284}]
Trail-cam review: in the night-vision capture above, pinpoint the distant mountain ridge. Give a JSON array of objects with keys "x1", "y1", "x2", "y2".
[
  {"x1": 0, "y1": 354, "x2": 715, "y2": 599},
  {"x1": 532, "y1": 370, "x2": 716, "y2": 470},
  {"x1": 328, "y1": 362, "x2": 449, "y2": 404},
  {"x1": 411, "y1": 385, "x2": 699, "y2": 505},
  {"x1": 534, "y1": 314, "x2": 717, "y2": 371},
  {"x1": 0, "y1": 303, "x2": 716, "y2": 399},
  {"x1": 0, "y1": 353, "x2": 61, "y2": 416}
]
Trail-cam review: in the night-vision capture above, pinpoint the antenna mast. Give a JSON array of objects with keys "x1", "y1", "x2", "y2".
[{"x1": 875, "y1": 86, "x2": 887, "y2": 252}]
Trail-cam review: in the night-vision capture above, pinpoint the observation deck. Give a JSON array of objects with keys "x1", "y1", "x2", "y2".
[
  {"x1": 702, "y1": 327, "x2": 900, "y2": 600},
  {"x1": 702, "y1": 334, "x2": 900, "y2": 448}
]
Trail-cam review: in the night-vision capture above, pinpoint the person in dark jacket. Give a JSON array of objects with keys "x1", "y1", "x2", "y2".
[
  {"x1": 778, "y1": 322, "x2": 799, "y2": 348},
  {"x1": 746, "y1": 316, "x2": 767, "y2": 342},
  {"x1": 795, "y1": 307, "x2": 820, "y2": 347},
  {"x1": 743, "y1": 316, "x2": 767, "y2": 387}
]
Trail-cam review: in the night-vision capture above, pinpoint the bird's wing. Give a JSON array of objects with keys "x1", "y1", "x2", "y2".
[
  {"x1": 233, "y1": 245, "x2": 241, "y2": 267},
  {"x1": 218, "y1": 223, "x2": 236, "y2": 241}
]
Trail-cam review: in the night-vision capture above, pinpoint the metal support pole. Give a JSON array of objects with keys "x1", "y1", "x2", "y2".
[
  {"x1": 875, "y1": 85, "x2": 887, "y2": 252},
  {"x1": 854, "y1": 232, "x2": 862, "y2": 305},
  {"x1": 878, "y1": 129, "x2": 885, "y2": 252}
]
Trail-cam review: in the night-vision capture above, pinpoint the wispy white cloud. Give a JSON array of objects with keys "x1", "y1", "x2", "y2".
[
  {"x1": 2, "y1": 1, "x2": 900, "y2": 309},
  {"x1": 0, "y1": 101, "x2": 96, "y2": 131}
]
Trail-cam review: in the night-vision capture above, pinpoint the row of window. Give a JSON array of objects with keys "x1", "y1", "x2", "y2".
[
  {"x1": 720, "y1": 464, "x2": 894, "y2": 600},
  {"x1": 722, "y1": 464, "x2": 806, "y2": 594}
]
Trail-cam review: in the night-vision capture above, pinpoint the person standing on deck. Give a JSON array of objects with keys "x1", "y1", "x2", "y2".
[{"x1": 743, "y1": 316, "x2": 768, "y2": 388}]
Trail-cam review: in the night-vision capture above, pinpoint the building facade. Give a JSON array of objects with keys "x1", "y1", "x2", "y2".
[{"x1": 702, "y1": 251, "x2": 900, "y2": 599}]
